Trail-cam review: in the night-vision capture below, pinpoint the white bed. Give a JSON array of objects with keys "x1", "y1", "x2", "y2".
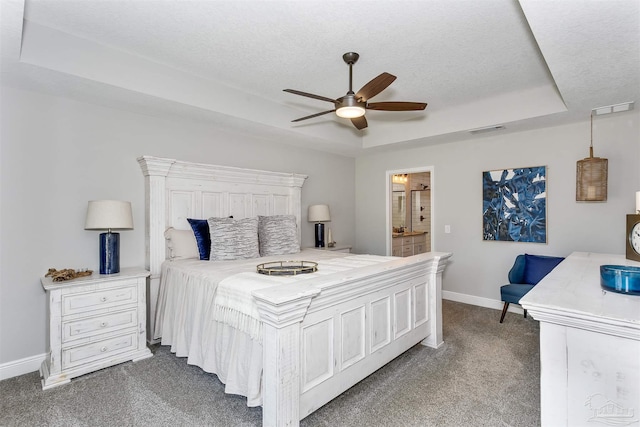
[{"x1": 138, "y1": 156, "x2": 451, "y2": 426}]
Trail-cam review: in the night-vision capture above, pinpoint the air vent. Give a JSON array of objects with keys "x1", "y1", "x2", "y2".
[
  {"x1": 593, "y1": 102, "x2": 635, "y2": 116},
  {"x1": 469, "y1": 125, "x2": 505, "y2": 135}
]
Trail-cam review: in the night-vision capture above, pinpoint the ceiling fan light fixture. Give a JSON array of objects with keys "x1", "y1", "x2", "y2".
[
  {"x1": 336, "y1": 105, "x2": 366, "y2": 119},
  {"x1": 335, "y1": 95, "x2": 366, "y2": 118}
]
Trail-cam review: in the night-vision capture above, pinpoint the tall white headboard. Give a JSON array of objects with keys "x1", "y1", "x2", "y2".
[{"x1": 138, "y1": 155, "x2": 307, "y2": 342}]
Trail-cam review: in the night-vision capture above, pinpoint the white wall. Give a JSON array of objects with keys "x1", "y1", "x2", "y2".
[
  {"x1": 355, "y1": 111, "x2": 640, "y2": 305},
  {"x1": 0, "y1": 87, "x2": 356, "y2": 367}
]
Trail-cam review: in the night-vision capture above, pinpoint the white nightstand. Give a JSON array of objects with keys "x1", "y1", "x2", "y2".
[
  {"x1": 308, "y1": 245, "x2": 352, "y2": 253},
  {"x1": 40, "y1": 267, "x2": 152, "y2": 390}
]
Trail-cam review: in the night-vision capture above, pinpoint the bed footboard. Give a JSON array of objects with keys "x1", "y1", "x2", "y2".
[{"x1": 254, "y1": 252, "x2": 451, "y2": 427}]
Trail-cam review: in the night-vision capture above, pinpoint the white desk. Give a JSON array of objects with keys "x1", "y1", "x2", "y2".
[{"x1": 520, "y1": 252, "x2": 640, "y2": 426}]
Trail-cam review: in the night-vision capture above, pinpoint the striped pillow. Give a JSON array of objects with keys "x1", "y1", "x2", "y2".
[
  {"x1": 258, "y1": 215, "x2": 300, "y2": 256},
  {"x1": 208, "y1": 217, "x2": 260, "y2": 261}
]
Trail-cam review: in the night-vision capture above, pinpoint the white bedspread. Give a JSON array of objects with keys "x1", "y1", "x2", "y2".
[{"x1": 154, "y1": 248, "x2": 394, "y2": 406}]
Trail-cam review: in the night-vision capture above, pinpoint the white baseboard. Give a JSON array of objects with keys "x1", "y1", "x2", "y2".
[
  {"x1": 0, "y1": 352, "x2": 46, "y2": 381},
  {"x1": 443, "y1": 290, "x2": 524, "y2": 315}
]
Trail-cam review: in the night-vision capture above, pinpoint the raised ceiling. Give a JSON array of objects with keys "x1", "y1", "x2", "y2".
[{"x1": 1, "y1": 0, "x2": 638, "y2": 156}]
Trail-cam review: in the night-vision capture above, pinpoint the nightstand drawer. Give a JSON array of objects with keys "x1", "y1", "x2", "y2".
[
  {"x1": 62, "y1": 332, "x2": 137, "y2": 369},
  {"x1": 402, "y1": 244, "x2": 413, "y2": 255},
  {"x1": 62, "y1": 309, "x2": 138, "y2": 343},
  {"x1": 62, "y1": 283, "x2": 138, "y2": 316}
]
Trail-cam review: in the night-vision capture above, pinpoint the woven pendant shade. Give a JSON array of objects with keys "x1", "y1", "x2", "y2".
[{"x1": 576, "y1": 115, "x2": 608, "y2": 202}]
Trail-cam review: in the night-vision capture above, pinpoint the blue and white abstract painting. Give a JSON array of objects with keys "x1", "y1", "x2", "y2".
[{"x1": 482, "y1": 166, "x2": 547, "y2": 243}]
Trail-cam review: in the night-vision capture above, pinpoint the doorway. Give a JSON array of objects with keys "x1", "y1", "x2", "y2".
[{"x1": 386, "y1": 167, "x2": 433, "y2": 256}]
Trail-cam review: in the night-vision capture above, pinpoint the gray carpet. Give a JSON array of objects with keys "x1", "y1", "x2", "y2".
[{"x1": 0, "y1": 301, "x2": 540, "y2": 426}]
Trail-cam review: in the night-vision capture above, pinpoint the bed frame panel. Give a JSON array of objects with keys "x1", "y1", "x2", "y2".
[
  {"x1": 138, "y1": 155, "x2": 451, "y2": 427},
  {"x1": 294, "y1": 258, "x2": 444, "y2": 417}
]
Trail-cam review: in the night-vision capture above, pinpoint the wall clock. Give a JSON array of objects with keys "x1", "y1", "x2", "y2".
[{"x1": 626, "y1": 214, "x2": 640, "y2": 262}]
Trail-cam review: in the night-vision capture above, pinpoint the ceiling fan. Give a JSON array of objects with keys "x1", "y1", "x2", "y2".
[{"x1": 284, "y1": 52, "x2": 427, "y2": 130}]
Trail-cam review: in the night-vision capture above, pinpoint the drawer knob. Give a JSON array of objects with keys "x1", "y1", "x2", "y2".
[
  {"x1": 101, "y1": 346, "x2": 107, "y2": 352},
  {"x1": 100, "y1": 296, "x2": 107, "y2": 302},
  {"x1": 100, "y1": 322, "x2": 107, "y2": 328}
]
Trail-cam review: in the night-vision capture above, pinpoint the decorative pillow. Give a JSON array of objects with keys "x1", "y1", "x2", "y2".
[
  {"x1": 208, "y1": 217, "x2": 260, "y2": 261},
  {"x1": 188, "y1": 216, "x2": 233, "y2": 260},
  {"x1": 187, "y1": 218, "x2": 211, "y2": 260},
  {"x1": 258, "y1": 215, "x2": 300, "y2": 256},
  {"x1": 164, "y1": 227, "x2": 199, "y2": 260},
  {"x1": 522, "y1": 254, "x2": 564, "y2": 285}
]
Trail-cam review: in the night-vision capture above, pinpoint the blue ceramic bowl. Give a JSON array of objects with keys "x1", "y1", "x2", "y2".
[{"x1": 600, "y1": 265, "x2": 640, "y2": 295}]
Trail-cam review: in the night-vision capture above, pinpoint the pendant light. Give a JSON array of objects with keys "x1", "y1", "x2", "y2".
[{"x1": 576, "y1": 113, "x2": 608, "y2": 202}]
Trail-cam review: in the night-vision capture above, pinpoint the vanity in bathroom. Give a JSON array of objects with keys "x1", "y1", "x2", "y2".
[{"x1": 392, "y1": 231, "x2": 428, "y2": 257}]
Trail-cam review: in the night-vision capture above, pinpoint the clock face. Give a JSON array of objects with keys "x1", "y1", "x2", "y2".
[
  {"x1": 626, "y1": 215, "x2": 640, "y2": 262},
  {"x1": 632, "y1": 223, "x2": 640, "y2": 253}
]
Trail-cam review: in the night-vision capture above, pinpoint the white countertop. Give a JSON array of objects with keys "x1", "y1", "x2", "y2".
[{"x1": 520, "y1": 252, "x2": 640, "y2": 329}]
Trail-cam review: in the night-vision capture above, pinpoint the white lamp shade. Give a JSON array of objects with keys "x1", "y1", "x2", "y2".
[
  {"x1": 308, "y1": 204, "x2": 331, "y2": 222},
  {"x1": 85, "y1": 200, "x2": 134, "y2": 230}
]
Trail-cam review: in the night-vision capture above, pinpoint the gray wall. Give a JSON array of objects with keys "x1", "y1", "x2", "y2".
[
  {"x1": 0, "y1": 87, "x2": 356, "y2": 365},
  {"x1": 355, "y1": 111, "x2": 640, "y2": 305}
]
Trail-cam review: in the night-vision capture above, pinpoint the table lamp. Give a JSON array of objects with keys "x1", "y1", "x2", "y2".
[
  {"x1": 308, "y1": 204, "x2": 330, "y2": 248},
  {"x1": 85, "y1": 200, "x2": 133, "y2": 274}
]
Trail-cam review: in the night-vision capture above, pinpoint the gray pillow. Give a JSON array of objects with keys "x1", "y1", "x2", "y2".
[
  {"x1": 208, "y1": 217, "x2": 260, "y2": 261},
  {"x1": 258, "y1": 215, "x2": 300, "y2": 256}
]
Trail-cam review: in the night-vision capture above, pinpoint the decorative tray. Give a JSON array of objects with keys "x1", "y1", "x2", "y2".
[
  {"x1": 257, "y1": 261, "x2": 318, "y2": 276},
  {"x1": 600, "y1": 265, "x2": 640, "y2": 295}
]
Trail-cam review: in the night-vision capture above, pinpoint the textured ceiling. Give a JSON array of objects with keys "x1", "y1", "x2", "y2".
[{"x1": 1, "y1": 0, "x2": 638, "y2": 156}]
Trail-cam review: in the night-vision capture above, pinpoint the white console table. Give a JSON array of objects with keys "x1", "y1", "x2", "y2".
[{"x1": 520, "y1": 252, "x2": 640, "y2": 427}]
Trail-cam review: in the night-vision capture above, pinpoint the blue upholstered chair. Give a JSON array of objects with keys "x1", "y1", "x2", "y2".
[{"x1": 499, "y1": 254, "x2": 564, "y2": 323}]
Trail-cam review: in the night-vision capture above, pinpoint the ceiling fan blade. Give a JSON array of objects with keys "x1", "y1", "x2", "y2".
[
  {"x1": 351, "y1": 115, "x2": 368, "y2": 130},
  {"x1": 292, "y1": 109, "x2": 336, "y2": 122},
  {"x1": 355, "y1": 72, "x2": 396, "y2": 102},
  {"x1": 366, "y1": 101, "x2": 428, "y2": 111},
  {"x1": 283, "y1": 89, "x2": 337, "y2": 104}
]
